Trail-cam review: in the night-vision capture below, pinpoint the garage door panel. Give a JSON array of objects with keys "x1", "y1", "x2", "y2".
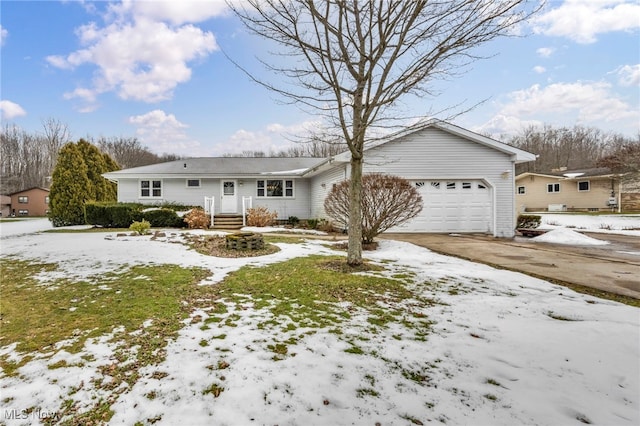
[{"x1": 391, "y1": 179, "x2": 492, "y2": 233}]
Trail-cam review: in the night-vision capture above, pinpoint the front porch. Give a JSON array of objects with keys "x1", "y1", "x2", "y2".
[{"x1": 210, "y1": 214, "x2": 244, "y2": 230}]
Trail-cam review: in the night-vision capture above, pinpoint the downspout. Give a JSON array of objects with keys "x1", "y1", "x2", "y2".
[{"x1": 618, "y1": 176, "x2": 622, "y2": 213}]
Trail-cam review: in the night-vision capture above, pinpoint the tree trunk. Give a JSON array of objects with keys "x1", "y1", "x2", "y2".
[{"x1": 347, "y1": 155, "x2": 363, "y2": 265}]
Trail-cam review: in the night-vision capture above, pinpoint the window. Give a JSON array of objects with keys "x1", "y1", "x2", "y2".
[
  {"x1": 415, "y1": 182, "x2": 425, "y2": 188},
  {"x1": 478, "y1": 183, "x2": 487, "y2": 190},
  {"x1": 578, "y1": 181, "x2": 590, "y2": 192},
  {"x1": 18, "y1": 196, "x2": 28, "y2": 203},
  {"x1": 547, "y1": 183, "x2": 560, "y2": 193},
  {"x1": 186, "y1": 179, "x2": 200, "y2": 188},
  {"x1": 446, "y1": 182, "x2": 456, "y2": 190},
  {"x1": 140, "y1": 180, "x2": 162, "y2": 198},
  {"x1": 462, "y1": 182, "x2": 472, "y2": 189},
  {"x1": 430, "y1": 182, "x2": 440, "y2": 189},
  {"x1": 257, "y1": 179, "x2": 294, "y2": 197},
  {"x1": 223, "y1": 181, "x2": 235, "y2": 195},
  {"x1": 18, "y1": 210, "x2": 28, "y2": 216},
  {"x1": 45, "y1": 196, "x2": 50, "y2": 204},
  {"x1": 517, "y1": 186, "x2": 526, "y2": 194}
]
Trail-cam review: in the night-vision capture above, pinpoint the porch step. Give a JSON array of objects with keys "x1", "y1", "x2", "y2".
[{"x1": 211, "y1": 215, "x2": 244, "y2": 230}]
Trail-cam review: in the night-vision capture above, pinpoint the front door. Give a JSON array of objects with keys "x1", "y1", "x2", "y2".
[{"x1": 221, "y1": 180, "x2": 237, "y2": 213}]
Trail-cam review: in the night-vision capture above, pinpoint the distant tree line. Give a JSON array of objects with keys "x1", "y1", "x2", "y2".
[
  {"x1": 506, "y1": 124, "x2": 639, "y2": 176},
  {"x1": 2, "y1": 118, "x2": 637, "y2": 196},
  {"x1": 0, "y1": 119, "x2": 180, "y2": 194}
]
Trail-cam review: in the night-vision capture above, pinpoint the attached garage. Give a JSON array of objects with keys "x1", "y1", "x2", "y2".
[
  {"x1": 311, "y1": 120, "x2": 536, "y2": 238},
  {"x1": 393, "y1": 180, "x2": 492, "y2": 233}
]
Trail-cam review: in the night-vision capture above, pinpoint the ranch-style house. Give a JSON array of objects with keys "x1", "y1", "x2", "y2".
[{"x1": 103, "y1": 120, "x2": 536, "y2": 237}]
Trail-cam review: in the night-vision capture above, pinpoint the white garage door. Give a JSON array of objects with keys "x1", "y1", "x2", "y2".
[{"x1": 393, "y1": 180, "x2": 492, "y2": 233}]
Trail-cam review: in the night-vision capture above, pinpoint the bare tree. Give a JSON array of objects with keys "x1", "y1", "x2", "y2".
[
  {"x1": 41, "y1": 117, "x2": 70, "y2": 175},
  {"x1": 324, "y1": 174, "x2": 423, "y2": 243},
  {"x1": 508, "y1": 124, "x2": 623, "y2": 175},
  {"x1": 598, "y1": 135, "x2": 640, "y2": 187},
  {"x1": 229, "y1": 0, "x2": 538, "y2": 265},
  {"x1": 96, "y1": 137, "x2": 176, "y2": 168},
  {"x1": 0, "y1": 119, "x2": 71, "y2": 193}
]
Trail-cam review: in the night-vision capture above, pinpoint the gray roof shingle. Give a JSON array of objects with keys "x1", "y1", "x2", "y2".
[{"x1": 105, "y1": 157, "x2": 328, "y2": 177}]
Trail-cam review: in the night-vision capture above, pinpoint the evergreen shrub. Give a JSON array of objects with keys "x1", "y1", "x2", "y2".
[
  {"x1": 143, "y1": 208, "x2": 185, "y2": 228},
  {"x1": 517, "y1": 215, "x2": 541, "y2": 229}
]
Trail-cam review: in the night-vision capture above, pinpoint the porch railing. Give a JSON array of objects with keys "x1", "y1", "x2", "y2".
[
  {"x1": 204, "y1": 196, "x2": 215, "y2": 228},
  {"x1": 242, "y1": 196, "x2": 253, "y2": 226}
]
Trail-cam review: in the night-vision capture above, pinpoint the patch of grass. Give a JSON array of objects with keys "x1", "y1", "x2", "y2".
[
  {"x1": 0, "y1": 259, "x2": 211, "y2": 355},
  {"x1": 547, "y1": 311, "x2": 581, "y2": 321},
  {"x1": 344, "y1": 345, "x2": 365, "y2": 355},
  {"x1": 486, "y1": 378, "x2": 501, "y2": 387},
  {"x1": 356, "y1": 387, "x2": 380, "y2": 398},
  {"x1": 217, "y1": 255, "x2": 413, "y2": 330},
  {"x1": 202, "y1": 383, "x2": 224, "y2": 397},
  {"x1": 400, "y1": 414, "x2": 425, "y2": 425}
]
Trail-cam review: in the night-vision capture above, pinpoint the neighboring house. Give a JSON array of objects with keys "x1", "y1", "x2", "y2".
[
  {"x1": 0, "y1": 195, "x2": 11, "y2": 217},
  {"x1": 515, "y1": 168, "x2": 640, "y2": 212},
  {"x1": 104, "y1": 120, "x2": 535, "y2": 237},
  {"x1": 8, "y1": 187, "x2": 50, "y2": 217}
]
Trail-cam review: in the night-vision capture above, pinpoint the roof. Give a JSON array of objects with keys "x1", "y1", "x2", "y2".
[
  {"x1": 516, "y1": 168, "x2": 619, "y2": 181},
  {"x1": 331, "y1": 119, "x2": 537, "y2": 164},
  {"x1": 103, "y1": 157, "x2": 327, "y2": 179},
  {"x1": 8, "y1": 187, "x2": 50, "y2": 196},
  {"x1": 104, "y1": 120, "x2": 537, "y2": 180}
]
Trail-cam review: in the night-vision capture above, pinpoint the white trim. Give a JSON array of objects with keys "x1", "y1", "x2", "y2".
[
  {"x1": 256, "y1": 179, "x2": 295, "y2": 198},
  {"x1": 139, "y1": 179, "x2": 163, "y2": 199}
]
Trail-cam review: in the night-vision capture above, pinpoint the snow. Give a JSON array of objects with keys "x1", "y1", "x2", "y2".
[
  {"x1": 532, "y1": 228, "x2": 611, "y2": 245},
  {"x1": 537, "y1": 213, "x2": 640, "y2": 236},
  {"x1": 0, "y1": 217, "x2": 638, "y2": 425}
]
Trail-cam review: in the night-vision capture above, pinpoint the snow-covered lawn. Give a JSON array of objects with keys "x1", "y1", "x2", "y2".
[{"x1": 0, "y1": 218, "x2": 638, "y2": 425}]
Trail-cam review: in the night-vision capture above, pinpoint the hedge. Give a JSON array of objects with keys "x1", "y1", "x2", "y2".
[
  {"x1": 517, "y1": 214, "x2": 541, "y2": 229},
  {"x1": 142, "y1": 208, "x2": 185, "y2": 228},
  {"x1": 85, "y1": 202, "x2": 143, "y2": 228}
]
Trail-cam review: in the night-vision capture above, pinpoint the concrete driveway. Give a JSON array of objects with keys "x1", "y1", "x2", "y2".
[{"x1": 383, "y1": 232, "x2": 640, "y2": 300}]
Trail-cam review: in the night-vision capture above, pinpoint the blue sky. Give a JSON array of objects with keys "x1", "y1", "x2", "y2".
[{"x1": 1, "y1": 0, "x2": 639, "y2": 157}]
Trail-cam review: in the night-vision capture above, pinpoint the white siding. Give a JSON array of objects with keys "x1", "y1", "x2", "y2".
[
  {"x1": 116, "y1": 177, "x2": 311, "y2": 219},
  {"x1": 309, "y1": 165, "x2": 348, "y2": 219},
  {"x1": 247, "y1": 179, "x2": 312, "y2": 220},
  {"x1": 361, "y1": 127, "x2": 516, "y2": 237}
]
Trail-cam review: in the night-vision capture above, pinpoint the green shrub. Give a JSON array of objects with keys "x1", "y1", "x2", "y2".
[
  {"x1": 306, "y1": 218, "x2": 319, "y2": 229},
  {"x1": 143, "y1": 208, "x2": 185, "y2": 228},
  {"x1": 85, "y1": 202, "x2": 110, "y2": 227},
  {"x1": 130, "y1": 219, "x2": 151, "y2": 235},
  {"x1": 517, "y1": 214, "x2": 541, "y2": 229},
  {"x1": 84, "y1": 203, "x2": 142, "y2": 228},
  {"x1": 287, "y1": 216, "x2": 300, "y2": 227}
]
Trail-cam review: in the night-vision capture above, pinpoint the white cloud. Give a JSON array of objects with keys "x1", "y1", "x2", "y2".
[
  {"x1": 615, "y1": 64, "x2": 640, "y2": 86},
  {"x1": 0, "y1": 25, "x2": 7, "y2": 46},
  {"x1": 533, "y1": 66, "x2": 546, "y2": 74},
  {"x1": 533, "y1": 0, "x2": 640, "y2": 44},
  {"x1": 0, "y1": 100, "x2": 26, "y2": 120},
  {"x1": 478, "y1": 81, "x2": 639, "y2": 136},
  {"x1": 536, "y1": 47, "x2": 555, "y2": 58},
  {"x1": 47, "y1": 2, "x2": 219, "y2": 107},
  {"x1": 473, "y1": 114, "x2": 542, "y2": 137},
  {"x1": 129, "y1": 110, "x2": 201, "y2": 154},
  {"x1": 212, "y1": 120, "x2": 322, "y2": 156},
  {"x1": 109, "y1": 0, "x2": 228, "y2": 25}
]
